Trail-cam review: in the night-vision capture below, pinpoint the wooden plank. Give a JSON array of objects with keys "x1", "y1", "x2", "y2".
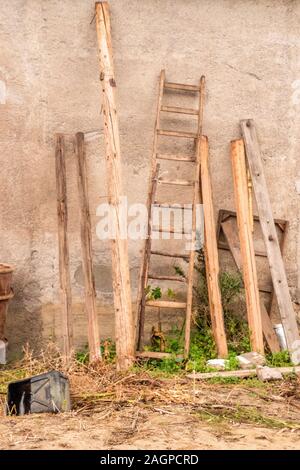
[
  {"x1": 201, "y1": 136, "x2": 228, "y2": 358},
  {"x1": 218, "y1": 241, "x2": 268, "y2": 258},
  {"x1": 164, "y1": 81, "x2": 199, "y2": 92},
  {"x1": 95, "y1": 2, "x2": 134, "y2": 370},
  {"x1": 186, "y1": 365, "x2": 300, "y2": 381},
  {"x1": 217, "y1": 210, "x2": 288, "y2": 259},
  {"x1": 75, "y1": 133, "x2": 101, "y2": 362},
  {"x1": 231, "y1": 139, "x2": 264, "y2": 354},
  {"x1": 156, "y1": 153, "x2": 195, "y2": 162},
  {"x1": 151, "y1": 226, "x2": 191, "y2": 235},
  {"x1": 148, "y1": 274, "x2": 185, "y2": 282},
  {"x1": 221, "y1": 217, "x2": 280, "y2": 353},
  {"x1": 150, "y1": 250, "x2": 189, "y2": 259},
  {"x1": 55, "y1": 134, "x2": 73, "y2": 359},
  {"x1": 158, "y1": 178, "x2": 194, "y2": 186},
  {"x1": 158, "y1": 129, "x2": 198, "y2": 139},
  {"x1": 146, "y1": 300, "x2": 187, "y2": 309},
  {"x1": 153, "y1": 202, "x2": 193, "y2": 210},
  {"x1": 241, "y1": 119, "x2": 300, "y2": 363},
  {"x1": 268, "y1": 221, "x2": 289, "y2": 317},
  {"x1": 161, "y1": 105, "x2": 198, "y2": 115},
  {"x1": 247, "y1": 167, "x2": 254, "y2": 232},
  {"x1": 218, "y1": 209, "x2": 288, "y2": 227},
  {"x1": 136, "y1": 351, "x2": 183, "y2": 360}
]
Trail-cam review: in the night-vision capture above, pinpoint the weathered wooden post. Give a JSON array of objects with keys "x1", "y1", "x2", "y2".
[
  {"x1": 55, "y1": 134, "x2": 73, "y2": 359},
  {"x1": 200, "y1": 136, "x2": 228, "y2": 358},
  {"x1": 75, "y1": 132, "x2": 101, "y2": 362},
  {"x1": 241, "y1": 119, "x2": 300, "y2": 363},
  {"x1": 95, "y1": 2, "x2": 135, "y2": 369},
  {"x1": 231, "y1": 139, "x2": 264, "y2": 354}
]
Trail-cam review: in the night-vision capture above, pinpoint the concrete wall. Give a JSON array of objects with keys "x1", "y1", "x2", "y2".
[{"x1": 0, "y1": 0, "x2": 299, "y2": 357}]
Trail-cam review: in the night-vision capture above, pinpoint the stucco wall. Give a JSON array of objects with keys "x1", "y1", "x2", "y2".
[{"x1": 0, "y1": 0, "x2": 299, "y2": 358}]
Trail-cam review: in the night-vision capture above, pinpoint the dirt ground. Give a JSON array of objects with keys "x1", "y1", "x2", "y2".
[
  {"x1": 1, "y1": 406, "x2": 300, "y2": 450},
  {"x1": 1, "y1": 362, "x2": 300, "y2": 450}
]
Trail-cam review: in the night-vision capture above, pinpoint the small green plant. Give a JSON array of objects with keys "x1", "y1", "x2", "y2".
[
  {"x1": 145, "y1": 285, "x2": 162, "y2": 300},
  {"x1": 266, "y1": 350, "x2": 292, "y2": 367},
  {"x1": 145, "y1": 285, "x2": 176, "y2": 301},
  {"x1": 167, "y1": 288, "x2": 176, "y2": 299},
  {"x1": 76, "y1": 351, "x2": 89, "y2": 364},
  {"x1": 226, "y1": 351, "x2": 240, "y2": 370}
]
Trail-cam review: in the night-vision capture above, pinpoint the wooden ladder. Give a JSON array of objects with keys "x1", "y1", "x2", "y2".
[{"x1": 135, "y1": 70, "x2": 205, "y2": 359}]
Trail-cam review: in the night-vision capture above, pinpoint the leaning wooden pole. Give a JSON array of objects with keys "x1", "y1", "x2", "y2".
[
  {"x1": 241, "y1": 119, "x2": 300, "y2": 363},
  {"x1": 95, "y1": 2, "x2": 134, "y2": 370},
  {"x1": 75, "y1": 132, "x2": 101, "y2": 362},
  {"x1": 230, "y1": 139, "x2": 264, "y2": 354},
  {"x1": 55, "y1": 134, "x2": 73, "y2": 359},
  {"x1": 200, "y1": 136, "x2": 228, "y2": 358}
]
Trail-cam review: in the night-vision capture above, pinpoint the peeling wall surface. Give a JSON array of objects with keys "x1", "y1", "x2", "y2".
[{"x1": 0, "y1": 0, "x2": 299, "y2": 357}]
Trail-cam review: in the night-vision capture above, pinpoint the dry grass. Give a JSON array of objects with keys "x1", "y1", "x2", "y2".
[{"x1": 1, "y1": 344, "x2": 300, "y2": 432}]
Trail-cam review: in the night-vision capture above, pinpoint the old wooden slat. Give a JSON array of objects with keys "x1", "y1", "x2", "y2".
[
  {"x1": 148, "y1": 274, "x2": 185, "y2": 282},
  {"x1": 161, "y1": 105, "x2": 198, "y2": 115},
  {"x1": 158, "y1": 178, "x2": 194, "y2": 186},
  {"x1": 241, "y1": 119, "x2": 300, "y2": 363},
  {"x1": 156, "y1": 153, "x2": 195, "y2": 162},
  {"x1": 221, "y1": 217, "x2": 280, "y2": 353},
  {"x1": 150, "y1": 250, "x2": 190, "y2": 259},
  {"x1": 186, "y1": 366, "x2": 300, "y2": 381},
  {"x1": 95, "y1": 2, "x2": 134, "y2": 370},
  {"x1": 153, "y1": 202, "x2": 193, "y2": 210},
  {"x1": 158, "y1": 129, "x2": 198, "y2": 139},
  {"x1": 200, "y1": 136, "x2": 228, "y2": 358},
  {"x1": 231, "y1": 139, "x2": 264, "y2": 354},
  {"x1": 268, "y1": 221, "x2": 289, "y2": 317},
  {"x1": 75, "y1": 132, "x2": 101, "y2": 362},
  {"x1": 55, "y1": 134, "x2": 73, "y2": 359},
  {"x1": 145, "y1": 300, "x2": 187, "y2": 309},
  {"x1": 136, "y1": 351, "x2": 184, "y2": 360},
  {"x1": 164, "y1": 82, "x2": 200, "y2": 92}
]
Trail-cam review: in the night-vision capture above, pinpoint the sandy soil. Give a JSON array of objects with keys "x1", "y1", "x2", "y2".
[{"x1": 0, "y1": 407, "x2": 300, "y2": 450}]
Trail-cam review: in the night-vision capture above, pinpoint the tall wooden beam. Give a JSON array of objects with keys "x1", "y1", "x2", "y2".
[
  {"x1": 241, "y1": 119, "x2": 300, "y2": 363},
  {"x1": 95, "y1": 2, "x2": 134, "y2": 370},
  {"x1": 55, "y1": 134, "x2": 73, "y2": 359},
  {"x1": 221, "y1": 217, "x2": 280, "y2": 353},
  {"x1": 231, "y1": 139, "x2": 264, "y2": 354},
  {"x1": 200, "y1": 136, "x2": 228, "y2": 358},
  {"x1": 75, "y1": 132, "x2": 101, "y2": 363}
]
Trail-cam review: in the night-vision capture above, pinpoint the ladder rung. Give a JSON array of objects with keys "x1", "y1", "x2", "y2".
[
  {"x1": 158, "y1": 129, "x2": 198, "y2": 139},
  {"x1": 157, "y1": 153, "x2": 195, "y2": 162},
  {"x1": 152, "y1": 226, "x2": 191, "y2": 234},
  {"x1": 151, "y1": 250, "x2": 190, "y2": 259},
  {"x1": 148, "y1": 274, "x2": 185, "y2": 282},
  {"x1": 164, "y1": 81, "x2": 200, "y2": 92},
  {"x1": 145, "y1": 300, "x2": 187, "y2": 309},
  {"x1": 136, "y1": 351, "x2": 184, "y2": 360},
  {"x1": 154, "y1": 202, "x2": 193, "y2": 210},
  {"x1": 161, "y1": 105, "x2": 198, "y2": 116},
  {"x1": 158, "y1": 178, "x2": 194, "y2": 187}
]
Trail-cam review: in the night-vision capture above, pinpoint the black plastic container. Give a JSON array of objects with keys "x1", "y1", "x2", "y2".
[{"x1": 6, "y1": 370, "x2": 71, "y2": 415}]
